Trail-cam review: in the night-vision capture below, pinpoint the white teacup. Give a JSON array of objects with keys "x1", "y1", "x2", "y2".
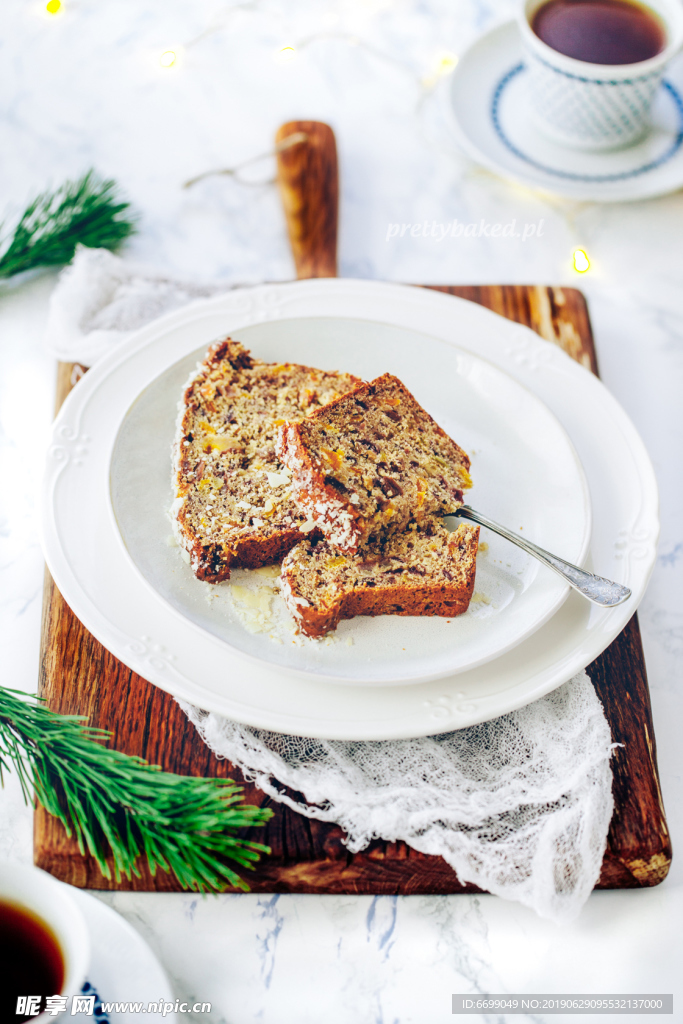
[
  {"x1": 0, "y1": 861, "x2": 90, "y2": 1023},
  {"x1": 519, "y1": 0, "x2": 683, "y2": 150}
]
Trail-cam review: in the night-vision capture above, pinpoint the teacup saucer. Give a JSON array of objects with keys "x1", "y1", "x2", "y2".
[
  {"x1": 449, "y1": 21, "x2": 683, "y2": 201},
  {"x1": 68, "y1": 888, "x2": 176, "y2": 1022}
]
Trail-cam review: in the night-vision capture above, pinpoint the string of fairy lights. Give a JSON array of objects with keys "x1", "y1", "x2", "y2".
[{"x1": 42, "y1": 0, "x2": 591, "y2": 273}]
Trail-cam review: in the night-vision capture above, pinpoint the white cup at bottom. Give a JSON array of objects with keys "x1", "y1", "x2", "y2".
[
  {"x1": 0, "y1": 861, "x2": 90, "y2": 1023},
  {"x1": 518, "y1": 0, "x2": 683, "y2": 151}
]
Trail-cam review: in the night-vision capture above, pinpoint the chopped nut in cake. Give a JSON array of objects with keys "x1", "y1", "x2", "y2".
[
  {"x1": 171, "y1": 339, "x2": 358, "y2": 581},
  {"x1": 276, "y1": 373, "x2": 472, "y2": 553},
  {"x1": 280, "y1": 521, "x2": 480, "y2": 638}
]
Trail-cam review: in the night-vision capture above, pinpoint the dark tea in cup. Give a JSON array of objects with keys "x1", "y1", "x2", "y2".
[
  {"x1": 521, "y1": 0, "x2": 683, "y2": 148},
  {"x1": 531, "y1": 0, "x2": 666, "y2": 64},
  {"x1": 0, "y1": 899, "x2": 65, "y2": 1022}
]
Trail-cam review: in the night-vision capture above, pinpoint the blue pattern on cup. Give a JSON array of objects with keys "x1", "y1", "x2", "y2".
[
  {"x1": 525, "y1": 49, "x2": 664, "y2": 148},
  {"x1": 490, "y1": 63, "x2": 683, "y2": 182},
  {"x1": 80, "y1": 981, "x2": 110, "y2": 1023}
]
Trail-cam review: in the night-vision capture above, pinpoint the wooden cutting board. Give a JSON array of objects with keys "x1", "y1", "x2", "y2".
[{"x1": 35, "y1": 124, "x2": 671, "y2": 893}]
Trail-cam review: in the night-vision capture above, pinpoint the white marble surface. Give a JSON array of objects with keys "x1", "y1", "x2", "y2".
[{"x1": 1, "y1": 0, "x2": 683, "y2": 1020}]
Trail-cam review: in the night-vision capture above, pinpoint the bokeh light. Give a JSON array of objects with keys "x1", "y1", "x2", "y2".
[{"x1": 573, "y1": 248, "x2": 590, "y2": 273}]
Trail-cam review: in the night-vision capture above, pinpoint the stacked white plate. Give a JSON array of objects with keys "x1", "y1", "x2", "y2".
[{"x1": 42, "y1": 280, "x2": 658, "y2": 739}]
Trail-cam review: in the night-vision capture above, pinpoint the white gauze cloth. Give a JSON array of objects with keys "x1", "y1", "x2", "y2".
[
  {"x1": 45, "y1": 246, "x2": 240, "y2": 366},
  {"x1": 46, "y1": 247, "x2": 615, "y2": 923}
]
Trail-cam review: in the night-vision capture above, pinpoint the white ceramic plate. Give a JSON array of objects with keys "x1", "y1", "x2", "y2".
[
  {"x1": 41, "y1": 280, "x2": 658, "y2": 739},
  {"x1": 109, "y1": 318, "x2": 589, "y2": 685},
  {"x1": 69, "y1": 888, "x2": 175, "y2": 1022},
  {"x1": 449, "y1": 21, "x2": 683, "y2": 202}
]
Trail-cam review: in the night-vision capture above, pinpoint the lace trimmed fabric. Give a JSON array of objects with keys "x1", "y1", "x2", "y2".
[
  {"x1": 181, "y1": 671, "x2": 614, "y2": 923},
  {"x1": 45, "y1": 248, "x2": 616, "y2": 923},
  {"x1": 45, "y1": 246, "x2": 239, "y2": 366}
]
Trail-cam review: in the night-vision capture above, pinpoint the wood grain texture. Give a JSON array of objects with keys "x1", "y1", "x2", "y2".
[
  {"x1": 35, "y1": 286, "x2": 671, "y2": 893},
  {"x1": 426, "y1": 285, "x2": 599, "y2": 375},
  {"x1": 275, "y1": 121, "x2": 338, "y2": 280}
]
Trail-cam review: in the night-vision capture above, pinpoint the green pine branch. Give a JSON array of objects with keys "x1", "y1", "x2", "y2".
[
  {"x1": 0, "y1": 170, "x2": 137, "y2": 279},
  {"x1": 0, "y1": 687, "x2": 273, "y2": 892}
]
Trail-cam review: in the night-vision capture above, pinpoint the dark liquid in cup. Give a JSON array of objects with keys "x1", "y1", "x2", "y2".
[
  {"x1": 0, "y1": 900, "x2": 65, "y2": 1022},
  {"x1": 532, "y1": 0, "x2": 666, "y2": 64}
]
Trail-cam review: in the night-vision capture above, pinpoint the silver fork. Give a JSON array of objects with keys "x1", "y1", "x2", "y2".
[{"x1": 447, "y1": 505, "x2": 631, "y2": 607}]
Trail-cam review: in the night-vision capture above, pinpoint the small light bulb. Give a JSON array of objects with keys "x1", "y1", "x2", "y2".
[
  {"x1": 573, "y1": 248, "x2": 590, "y2": 273},
  {"x1": 421, "y1": 51, "x2": 458, "y2": 89},
  {"x1": 436, "y1": 52, "x2": 458, "y2": 75},
  {"x1": 46, "y1": 0, "x2": 61, "y2": 13},
  {"x1": 159, "y1": 50, "x2": 177, "y2": 68},
  {"x1": 278, "y1": 46, "x2": 296, "y2": 61}
]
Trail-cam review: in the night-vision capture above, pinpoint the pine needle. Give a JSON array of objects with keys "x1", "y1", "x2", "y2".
[
  {"x1": 0, "y1": 687, "x2": 273, "y2": 892},
  {"x1": 0, "y1": 171, "x2": 136, "y2": 279}
]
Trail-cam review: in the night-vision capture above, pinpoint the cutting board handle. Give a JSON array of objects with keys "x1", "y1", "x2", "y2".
[{"x1": 275, "y1": 121, "x2": 338, "y2": 280}]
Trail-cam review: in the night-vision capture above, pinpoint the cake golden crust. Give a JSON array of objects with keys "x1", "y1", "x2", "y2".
[
  {"x1": 276, "y1": 373, "x2": 472, "y2": 554},
  {"x1": 281, "y1": 521, "x2": 480, "y2": 638}
]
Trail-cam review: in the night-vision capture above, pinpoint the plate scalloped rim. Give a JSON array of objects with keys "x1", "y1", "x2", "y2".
[{"x1": 41, "y1": 279, "x2": 659, "y2": 739}]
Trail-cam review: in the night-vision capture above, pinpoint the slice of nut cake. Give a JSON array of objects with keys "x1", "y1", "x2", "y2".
[
  {"x1": 172, "y1": 339, "x2": 358, "y2": 582},
  {"x1": 281, "y1": 521, "x2": 480, "y2": 638},
  {"x1": 276, "y1": 373, "x2": 472, "y2": 554}
]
